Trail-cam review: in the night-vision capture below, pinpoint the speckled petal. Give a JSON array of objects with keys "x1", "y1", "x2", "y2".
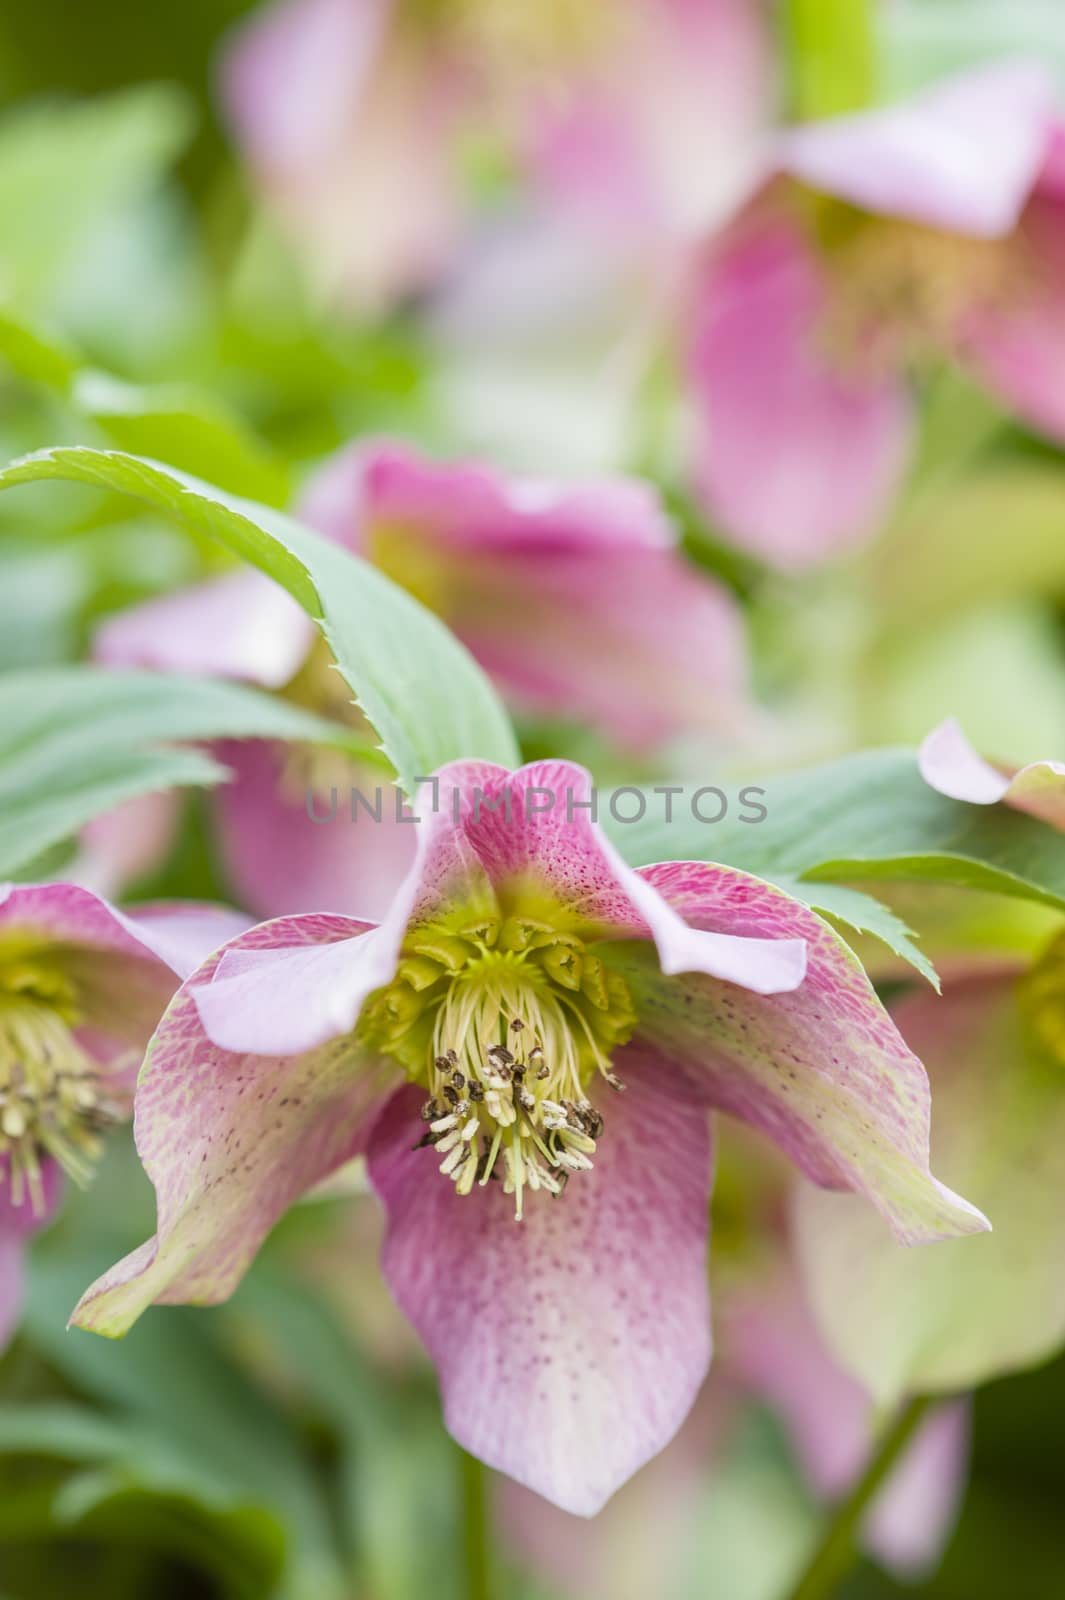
[
  {"x1": 367, "y1": 1048, "x2": 712, "y2": 1514},
  {"x1": 613, "y1": 863, "x2": 988, "y2": 1244},
  {"x1": 70, "y1": 918, "x2": 397, "y2": 1337},
  {"x1": 430, "y1": 760, "x2": 807, "y2": 995}
]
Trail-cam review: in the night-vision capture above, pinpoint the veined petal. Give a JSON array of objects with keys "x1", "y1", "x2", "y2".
[
  {"x1": 94, "y1": 569, "x2": 314, "y2": 689},
  {"x1": 431, "y1": 761, "x2": 806, "y2": 995},
  {"x1": 615, "y1": 863, "x2": 988, "y2": 1244},
  {"x1": 919, "y1": 717, "x2": 1065, "y2": 828},
  {"x1": 778, "y1": 60, "x2": 1058, "y2": 236},
  {"x1": 367, "y1": 1049, "x2": 713, "y2": 1514},
  {"x1": 688, "y1": 216, "x2": 913, "y2": 568},
  {"x1": 70, "y1": 923, "x2": 396, "y2": 1337}
]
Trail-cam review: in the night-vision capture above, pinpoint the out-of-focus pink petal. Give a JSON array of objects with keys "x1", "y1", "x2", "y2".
[
  {"x1": 865, "y1": 1401, "x2": 971, "y2": 1578},
  {"x1": 220, "y1": 0, "x2": 461, "y2": 309},
  {"x1": 530, "y1": 0, "x2": 776, "y2": 242},
  {"x1": 211, "y1": 740, "x2": 415, "y2": 922},
  {"x1": 432, "y1": 761, "x2": 807, "y2": 994},
  {"x1": 70, "y1": 920, "x2": 396, "y2": 1338},
  {"x1": 305, "y1": 444, "x2": 748, "y2": 748},
  {"x1": 0, "y1": 882, "x2": 216, "y2": 981},
  {"x1": 618, "y1": 862, "x2": 988, "y2": 1244},
  {"x1": 94, "y1": 570, "x2": 314, "y2": 689},
  {"x1": 919, "y1": 717, "x2": 1065, "y2": 828},
  {"x1": 779, "y1": 61, "x2": 1058, "y2": 236},
  {"x1": 688, "y1": 217, "x2": 913, "y2": 568},
  {"x1": 367, "y1": 1050, "x2": 713, "y2": 1515},
  {"x1": 961, "y1": 186, "x2": 1065, "y2": 441},
  {"x1": 125, "y1": 903, "x2": 254, "y2": 979},
  {"x1": 75, "y1": 792, "x2": 182, "y2": 900},
  {"x1": 725, "y1": 1264, "x2": 969, "y2": 1579}
]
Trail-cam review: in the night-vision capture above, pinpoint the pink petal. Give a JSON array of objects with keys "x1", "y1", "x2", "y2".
[
  {"x1": 94, "y1": 570, "x2": 314, "y2": 690},
  {"x1": 778, "y1": 60, "x2": 1058, "y2": 236},
  {"x1": 620, "y1": 862, "x2": 988, "y2": 1244},
  {"x1": 211, "y1": 740, "x2": 416, "y2": 921},
  {"x1": 71, "y1": 920, "x2": 396, "y2": 1337},
  {"x1": 725, "y1": 1263, "x2": 969, "y2": 1578},
  {"x1": 0, "y1": 882, "x2": 218, "y2": 980},
  {"x1": 367, "y1": 1048, "x2": 713, "y2": 1514},
  {"x1": 919, "y1": 717, "x2": 1065, "y2": 828},
  {"x1": 219, "y1": 0, "x2": 461, "y2": 309},
  {"x1": 75, "y1": 791, "x2": 182, "y2": 900},
  {"x1": 431, "y1": 760, "x2": 807, "y2": 995},
  {"x1": 688, "y1": 216, "x2": 913, "y2": 568},
  {"x1": 304, "y1": 443, "x2": 750, "y2": 748},
  {"x1": 960, "y1": 185, "x2": 1065, "y2": 441}
]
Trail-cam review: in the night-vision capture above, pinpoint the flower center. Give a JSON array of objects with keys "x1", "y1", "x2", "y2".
[
  {"x1": 815, "y1": 202, "x2": 1021, "y2": 375},
  {"x1": 0, "y1": 951, "x2": 116, "y2": 1210},
  {"x1": 360, "y1": 914, "x2": 637, "y2": 1217},
  {"x1": 1019, "y1": 930, "x2": 1065, "y2": 1065}
]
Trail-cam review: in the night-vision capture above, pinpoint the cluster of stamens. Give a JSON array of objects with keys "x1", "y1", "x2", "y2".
[
  {"x1": 0, "y1": 958, "x2": 119, "y2": 1212},
  {"x1": 360, "y1": 911, "x2": 637, "y2": 1218}
]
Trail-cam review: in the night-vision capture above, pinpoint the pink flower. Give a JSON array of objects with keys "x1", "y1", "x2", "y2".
[
  {"x1": 688, "y1": 61, "x2": 1065, "y2": 568},
  {"x1": 219, "y1": 0, "x2": 773, "y2": 313},
  {"x1": 72, "y1": 760, "x2": 984, "y2": 1513},
  {"x1": 94, "y1": 443, "x2": 749, "y2": 916},
  {"x1": 301, "y1": 439, "x2": 749, "y2": 750},
  {"x1": 0, "y1": 883, "x2": 247, "y2": 1346}
]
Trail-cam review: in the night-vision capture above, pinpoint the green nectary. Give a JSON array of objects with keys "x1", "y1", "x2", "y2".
[
  {"x1": 360, "y1": 912, "x2": 638, "y2": 1217},
  {"x1": 1020, "y1": 928, "x2": 1065, "y2": 1066}
]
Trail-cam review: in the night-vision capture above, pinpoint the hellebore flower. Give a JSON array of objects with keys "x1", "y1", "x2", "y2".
[
  {"x1": 300, "y1": 439, "x2": 749, "y2": 750},
  {"x1": 220, "y1": 0, "x2": 773, "y2": 313},
  {"x1": 0, "y1": 883, "x2": 247, "y2": 1344},
  {"x1": 689, "y1": 60, "x2": 1065, "y2": 567},
  {"x1": 95, "y1": 443, "x2": 748, "y2": 915},
  {"x1": 73, "y1": 761, "x2": 984, "y2": 1513}
]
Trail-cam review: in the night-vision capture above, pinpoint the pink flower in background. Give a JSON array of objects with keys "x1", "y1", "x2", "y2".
[
  {"x1": 302, "y1": 439, "x2": 750, "y2": 750},
  {"x1": 95, "y1": 441, "x2": 750, "y2": 916},
  {"x1": 689, "y1": 61, "x2": 1065, "y2": 568},
  {"x1": 73, "y1": 760, "x2": 984, "y2": 1513},
  {"x1": 219, "y1": 0, "x2": 773, "y2": 313},
  {"x1": 0, "y1": 883, "x2": 246, "y2": 1348}
]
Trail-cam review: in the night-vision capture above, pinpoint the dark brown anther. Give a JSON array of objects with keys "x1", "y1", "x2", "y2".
[
  {"x1": 517, "y1": 1088, "x2": 536, "y2": 1113},
  {"x1": 511, "y1": 1064, "x2": 526, "y2": 1084},
  {"x1": 510, "y1": 1018, "x2": 524, "y2": 1033},
  {"x1": 553, "y1": 1170, "x2": 570, "y2": 1196},
  {"x1": 443, "y1": 1084, "x2": 460, "y2": 1106},
  {"x1": 412, "y1": 1131, "x2": 436, "y2": 1150},
  {"x1": 446, "y1": 1049, "x2": 459, "y2": 1065},
  {"x1": 605, "y1": 1071, "x2": 626, "y2": 1092},
  {"x1": 420, "y1": 1098, "x2": 440, "y2": 1122},
  {"x1": 536, "y1": 1065, "x2": 550, "y2": 1080},
  {"x1": 488, "y1": 1044, "x2": 514, "y2": 1065},
  {"x1": 582, "y1": 1108, "x2": 604, "y2": 1139},
  {"x1": 468, "y1": 1081, "x2": 485, "y2": 1102},
  {"x1": 434, "y1": 1055, "x2": 452, "y2": 1073},
  {"x1": 450, "y1": 1070, "x2": 466, "y2": 1089}
]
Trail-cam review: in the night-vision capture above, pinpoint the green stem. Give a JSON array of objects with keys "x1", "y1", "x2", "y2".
[
  {"x1": 784, "y1": 0, "x2": 878, "y2": 120},
  {"x1": 786, "y1": 1395, "x2": 935, "y2": 1600},
  {"x1": 459, "y1": 1447, "x2": 492, "y2": 1600}
]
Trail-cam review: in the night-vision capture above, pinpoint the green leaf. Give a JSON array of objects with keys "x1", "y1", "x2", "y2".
[
  {"x1": 771, "y1": 878, "x2": 940, "y2": 990},
  {"x1": 882, "y1": 0, "x2": 1065, "y2": 99},
  {"x1": 0, "y1": 306, "x2": 290, "y2": 504},
  {"x1": 0, "y1": 666, "x2": 381, "y2": 878},
  {"x1": 0, "y1": 447, "x2": 521, "y2": 792},
  {"x1": 608, "y1": 749, "x2": 1065, "y2": 914},
  {"x1": 796, "y1": 976, "x2": 1065, "y2": 1406}
]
